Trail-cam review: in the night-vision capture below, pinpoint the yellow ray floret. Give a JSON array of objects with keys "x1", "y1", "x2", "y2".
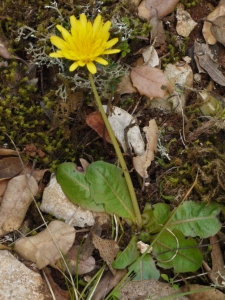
[{"x1": 49, "y1": 14, "x2": 121, "y2": 74}]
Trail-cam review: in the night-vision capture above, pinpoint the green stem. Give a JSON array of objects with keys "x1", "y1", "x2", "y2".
[{"x1": 89, "y1": 73, "x2": 142, "y2": 229}]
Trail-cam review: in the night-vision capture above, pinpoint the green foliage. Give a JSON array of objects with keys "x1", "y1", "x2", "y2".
[
  {"x1": 153, "y1": 229, "x2": 202, "y2": 272},
  {"x1": 129, "y1": 254, "x2": 160, "y2": 280},
  {"x1": 161, "y1": 274, "x2": 179, "y2": 291},
  {"x1": 111, "y1": 201, "x2": 221, "y2": 282},
  {"x1": 112, "y1": 236, "x2": 139, "y2": 269},
  {"x1": 119, "y1": 41, "x2": 131, "y2": 58},
  {"x1": 56, "y1": 161, "x2": 136, "y2": 223},
  {"x1": 179, "y1": 0, "x2": 200, "y2": 8}
]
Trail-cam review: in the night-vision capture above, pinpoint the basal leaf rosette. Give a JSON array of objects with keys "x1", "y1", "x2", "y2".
[{"x1": 49, "y1": 14, "x2": 120, "y2": 74}]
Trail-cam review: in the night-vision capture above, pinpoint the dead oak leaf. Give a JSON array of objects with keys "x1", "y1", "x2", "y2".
[
  {"x1": 92, "y1": 233, "x2": 119, "y2": 275},
  {"x1": 130, "y1": 66, "x2": 174, "y2": 99},
  {"x1": 133, "y1": 119, "x2": 159, "y2": 178}
]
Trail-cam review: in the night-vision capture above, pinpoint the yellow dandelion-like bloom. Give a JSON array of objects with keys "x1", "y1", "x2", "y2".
[{"x1": 49, "y1": 14, "x2": 121, "y2": 74}]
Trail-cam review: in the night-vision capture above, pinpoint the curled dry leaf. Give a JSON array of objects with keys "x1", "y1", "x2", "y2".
[
  {"x1": 202, "y1": 0, "x2": 225, "y2": 45},
  {"x1": 14, "y1": 220, "x2": 76, "y2": 269},
  {"x1": 138, "y1": 0, "x2": 179, "y2": 20},
  {"x1": 40, "y1": 175, "x2": 95, "y2": 227},
  {"x1": 103, "y1": 105, "x2": 145, "y2": 155},
  {"x1": 0, "y1": 250, "x2": 52, "y2": 300},
  {"x1": 92, "y1": 233, "x2": 120, "y2": 275},
  {"x1": 194, "y1": 40, "x2": 225, "y2": 86},
  {"x1": 133, "y1": 119, "x2": 159, "y2": 178},
  {"x1": 0, "y1": 175, "x2": 38, "y2": 237},
  {"x1": 176, "y1": 3, "x2": 197, "y2": 37},
  {"x1": 130, "y1": 66, "x2": 174, "y2": 99},
  {"x1": 87, "y1": 107, "x2": 145, "y2": 156},
  {"x1": 142, "y1": 46, "x2": 159, "y2": 67}
]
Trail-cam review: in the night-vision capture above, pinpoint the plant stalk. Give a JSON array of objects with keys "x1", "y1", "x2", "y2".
[{"x1": 89, "y1": 73, "x2": 142, "y2": 229}]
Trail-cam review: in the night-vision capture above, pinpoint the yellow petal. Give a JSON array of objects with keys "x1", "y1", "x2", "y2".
[
  {"x1": 49, "y1": 52, "x2": 64, "y2": 58},
  {"x1": 56, "y1": 25, "x2": 71, "y2": 42},
  {"x1": 86, "y1": 61, "x2": 97, "y2": 74},
  {"x1": 93, "y1": 15, "x2": 102, "y2": 34},
  {"x1": 94, "y1": 57, "x2": 108, "y2": 65},
  {"x1": 103, "y1": 49, "x2": 121, "y2": 55},
  {"x1": 101, "y1": 20, "x2": 111, "y2": 36},
  {"x1": 80, "y1": 14, "x2": 87, "y2": 28},
  {"x1": 105, "y1": 38, "x2": 119, "y2": 49},
  {"x1": 77, "y1": 60, "x2": 85, "y2": 66},
  {"x1": 70, "y1": 15, "x2": 77, "y2": 28},
  {"x1": 50, "y1": 36, "x2": 68, "y2": 49},
  {"x1": 69, "y1": 62, "x2": 79, "y2": 72}
]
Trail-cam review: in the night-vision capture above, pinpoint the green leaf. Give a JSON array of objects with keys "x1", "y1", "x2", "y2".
[
  {"x1": 153, "y1": 229, "x2": 202, "y2": 272},
  {"x1": 57, "y1": 161, "x2": 136, "y2": 223},
  {"x1": 56, "y1": 162, "x2": 104, "y2": 212},
  {"x1": 129, "y1": 254, "x2": 160, "y2": 280},
  {"x1": 86, "y1": 161, "x2": 136, "y2": 222},
  {"x1": 142, "y1": 203, "x2": 170, "y2": 233},
  {"x1": 112, "y1": 236, "x2": 139, "y2": 269},
  {"x1": 168, "y1": 201, "x2": 221, "y2": 238}
]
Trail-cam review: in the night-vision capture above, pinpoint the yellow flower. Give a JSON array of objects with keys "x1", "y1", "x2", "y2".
[{"x1": 49, "y1": 14, "x2": 121, "y2": 74}]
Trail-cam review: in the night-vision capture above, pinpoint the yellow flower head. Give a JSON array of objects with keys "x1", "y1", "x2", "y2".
[{"x1": 49, "y1": 14, "x2": 121, "y2": 74}]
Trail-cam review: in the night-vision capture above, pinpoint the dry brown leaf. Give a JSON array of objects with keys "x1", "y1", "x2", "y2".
[
  {"x1": 103, "y1": 106, "x2": 145, "y2": 155},
  {"x1": 0, "y1": 179, "x2": 9, "y2": 197},
  {"x1": 176, "y1": 3, "x2": 197, "y2": 37},
  {"x1": 149, "y1": 62, "x2": 193, "y2": 113},
  {"x1": 80, "y1": 221, "x2": 102, "y2": 260},
  {"x1": 133, "y1": 119, "x2": 159, "y2": 178},
  {"x1": 142, "y1": 46, "x2": 159, "y2": 67},
  {"x1": 0, "y1": 36, "x2": 14, "y2": 59},
  {"x1": 203, "y1": 0, "x2": 225, "y2": 45},
  {"x1": 120, "y1": 279, "x2": 188, "y2": 300},
  {"x1": 59, "y1": 245, "x2": 95, "y2": 275},
  {"x1": 92, "y1": 269, "x2": 127, "y2": 300},
  {"x1": 138, "y1": 0, "x2": 179, "y2": 20},
  {"x1": 19, "y1": 162, "x2": 48, "y2": 182},
  {"x1": 150, "y1": 13, "x2": 167, "y2": 46},
  {"x1": 211, "y1": 16, "x2": 225, "y2": 46},
  {"x1": 92, "y1": 233, "x2": 119, "y2": 275},
  {"x1": 86, "y1": 111, "x2": 112, "y2": 143},
  {"x1": 0, "y1": 157, "x2": 24, "y2": 180},
  {"x1": 116, "y1": 73, "x2": 138, "y2": 95},
  {"x1": 131, "y1": 66, "x2": 174, "y2": 98},
  {"x1": 181, "y1": 284, "x2": 225, "y2": 300},
  {"x1": 194, "y1": 40, "x2": 225, "y2": 86},
  {"x1": 14, "y1": 220, "x2": 76, "y2": 269},
  {"x1": 209, "y1": 235, "x2": 225, "y2": 285},
  {"x1": 43, "y1": 267, "x2": 70, "y2": 300},
  {"x1": 0, "y1": 148, "x2": 18, "y2": 156},
  {"x1": 0, "y1": 174, "x2": 38, "y2": 237}
]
